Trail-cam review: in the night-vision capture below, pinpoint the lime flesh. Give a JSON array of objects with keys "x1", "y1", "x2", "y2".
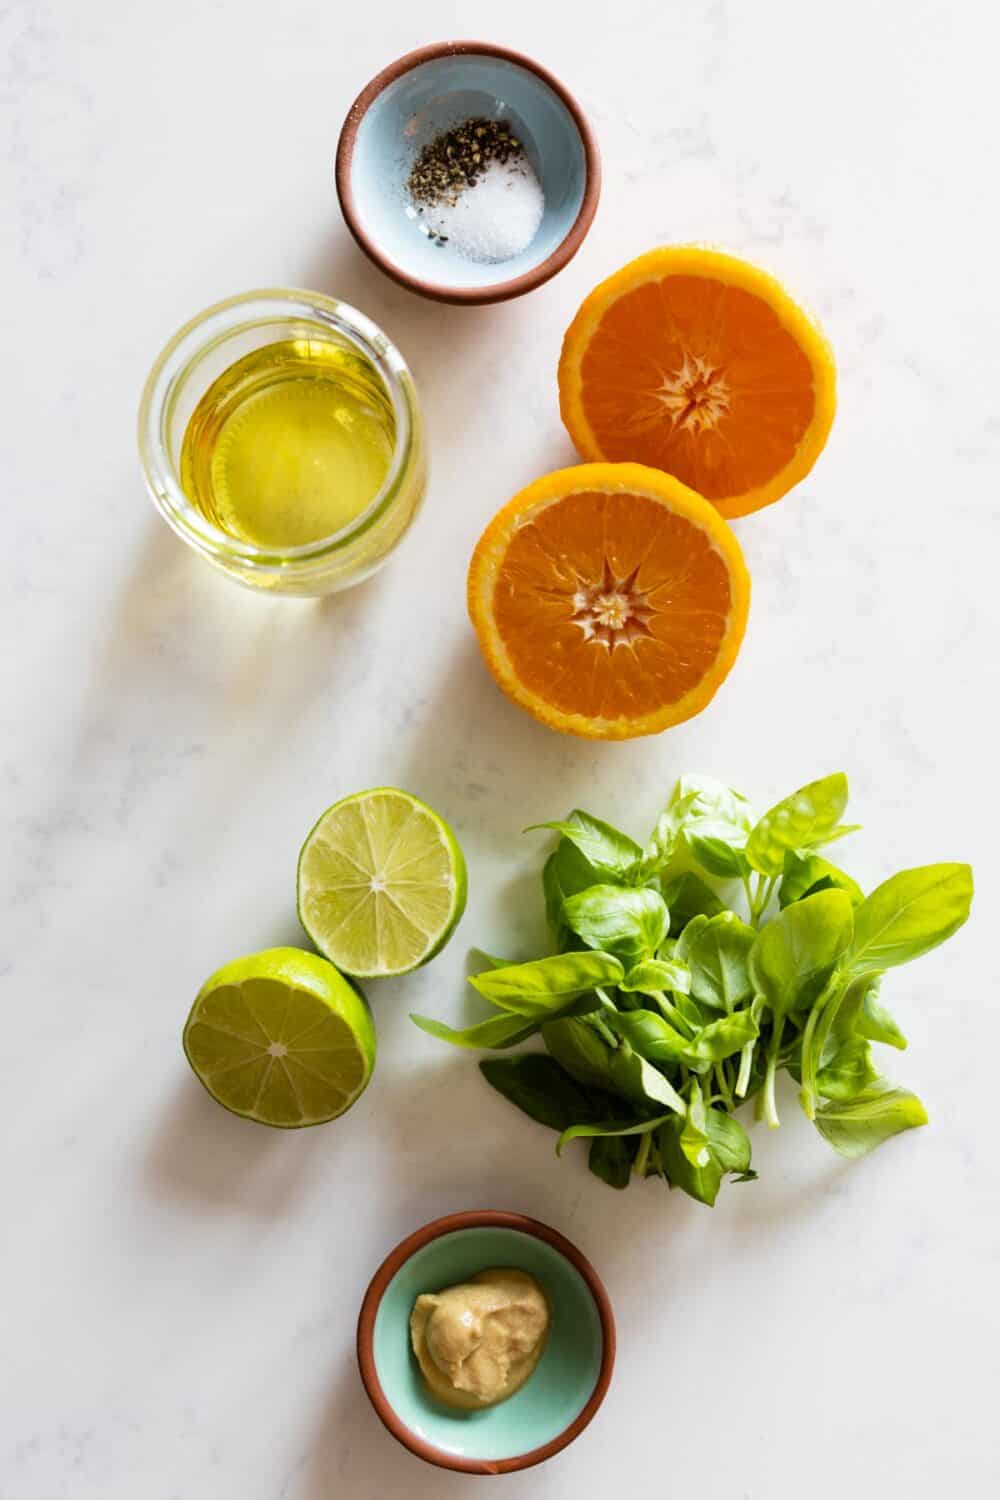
[
  {"x1": 183, "y1": 947, "x2": 375, "y2": 1127},
  {"x1": 297, "y1": 788, "x2": 467, "y2": 978}
]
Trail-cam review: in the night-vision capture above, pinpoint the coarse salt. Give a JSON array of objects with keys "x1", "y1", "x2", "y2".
[{"x1": 419, "y1": 157, "x2": 545, "y2": 264}]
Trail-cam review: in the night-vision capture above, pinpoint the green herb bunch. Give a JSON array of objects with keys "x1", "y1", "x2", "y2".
[{"x1": 412, "y1": 774, "x2": 973, "y2": 1206}]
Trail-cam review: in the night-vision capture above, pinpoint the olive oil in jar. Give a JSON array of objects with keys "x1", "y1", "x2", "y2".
[{"x1": 179, "y1": 339, "x2": 396, "y2": 549}]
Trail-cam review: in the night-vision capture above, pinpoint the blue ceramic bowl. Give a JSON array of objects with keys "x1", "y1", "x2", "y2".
[
  {"x1": 356, "y1": 1211, "x2": 615, "y2": 1474},
  {"x1": 336, "y1": 41, "x2": 601, "y2": 305}
]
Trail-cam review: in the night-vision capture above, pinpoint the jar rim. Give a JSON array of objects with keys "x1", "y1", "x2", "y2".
[{"x1": 137, "y1": 288, "x2": 419, "y2": 570}]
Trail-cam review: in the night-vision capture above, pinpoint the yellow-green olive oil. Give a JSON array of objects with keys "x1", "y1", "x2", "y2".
[{"x1": 180, "y1": 339, "x2": 395, "y2": 549}]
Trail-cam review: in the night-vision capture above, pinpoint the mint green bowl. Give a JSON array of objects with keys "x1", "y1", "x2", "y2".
[{"x1": 357, "y1": 1211, "x2": 615, "y2": 1475}]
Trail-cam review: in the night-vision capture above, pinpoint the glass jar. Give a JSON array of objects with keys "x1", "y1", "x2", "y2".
[{"x1": 138, "y1": 289, "x2": 426, "y2": 595}]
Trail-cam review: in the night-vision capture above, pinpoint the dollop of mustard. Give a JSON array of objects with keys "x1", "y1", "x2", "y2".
[{"x1": 409, "y1": 1267, "x2": 550, "y2": 1409}]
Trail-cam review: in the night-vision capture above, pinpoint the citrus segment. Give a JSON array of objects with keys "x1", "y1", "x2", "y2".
[
  {"x1": 297, "y1": 789, "x2": 467, "y2": 978},
  {"x1": 467, "y1": 463, "x2": 750, "y2": 740},
  {"x1": 183, "y1": 947, "x2": 375, "y2": 1128},
  {"x1": 559, "y1": 247, "x2": 836, "y2": 517}
]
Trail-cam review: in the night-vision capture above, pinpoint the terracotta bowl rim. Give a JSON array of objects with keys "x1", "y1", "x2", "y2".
[
  {"x1": 335, "y1": 40, "x2": 602, "y2": 305},
  {"x1": 355, "y1": 1208, "x2": 616, "y2": 1474}
]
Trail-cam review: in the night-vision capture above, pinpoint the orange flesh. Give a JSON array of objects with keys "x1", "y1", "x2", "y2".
[
  {"x1": 491, "y1": 489, "x2": 734, "y2": 721},
  {"x1": 578, "y1": 276, "x2": 816, "y2": 500}
]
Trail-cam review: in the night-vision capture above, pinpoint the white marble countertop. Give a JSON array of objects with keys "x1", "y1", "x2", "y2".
[{"x1": 3, "y1": 1, "x2": 998, "y2": 1494}]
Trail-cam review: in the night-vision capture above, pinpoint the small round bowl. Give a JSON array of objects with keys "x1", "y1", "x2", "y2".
[
  {"x1": 357, "y1": 1210, "x2": 615, "y2": 1475},
  {"x1": 336, "y1": 41, "x2": 601, "y2": 305},
  {"x1": 137, "y1": 289, "x2": 426, "y2": 596}
]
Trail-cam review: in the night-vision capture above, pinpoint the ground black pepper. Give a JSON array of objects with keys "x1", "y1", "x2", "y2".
[{"x1": 407, "y1": 117, "x2": 525, "y2": 211}]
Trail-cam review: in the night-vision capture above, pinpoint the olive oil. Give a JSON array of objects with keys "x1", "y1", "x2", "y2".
[{"x1": 180, "y1": 339, "x2": 396, "y2": 549}]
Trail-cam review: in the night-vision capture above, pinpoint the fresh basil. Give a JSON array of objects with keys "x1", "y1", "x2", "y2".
[
  {"x1": 609, "y1": 1042, "x2": 687, "y2": 1114},
  {"x1": 410, "y1": 1011, "x2": 540, "y2": 1051},
  {"x1": 605, "y1": 1008, "x2": 690, "y2": 1067},
  {"x1": 682, "y1": 1009, "x2": 759, "y2": 1072},
  {"x1": 562, "y1": 885, "x2": 669, "y2": 967},
  {"x1": 675, "y1": 773, "x2": 755, "y2": 847},
  {"x1": 557, "y1": 1113, "x2": 674, "y2": 1156},
  {"x1": 813, "y1": 1084, "x2": 928, "y2": 1158},
  {"x1": 745, "y1": 773, "x2": 854, "y2": 876},
  {"x1": 834, "y1": 973, "x2": 908, "y2": 1051},
  {"x1": 640, "y1": 791, "x2": 700, "y2": 874},
  {"x1": 479, "y1": 1055, "x2": 601, "y2": 1132},
  {"x1": 542, "y1": 838, "x2": 604, "y2": 937},
  {"x1": 531, "y1": 810, "x2": 642, "y2": 882},
  {"x1": 703, "y1": 1109, "x2": 752, "y2": 1174},
  {"x1": 815, "y1": 1037, "x2": 879, "y2": 1101},
  {"x1": 542, "y1": 1016, "x2": 617, "y2": 1092},
  {"x1": 779, "y1": 849, "x2": 864, "y2": 909},
  {"x1": 415, "y1": 771, "x2": 971, "y2": 1206},
  {"x1": 675, "y1": 913, "x2": 711, "y2": 962},
  {"x1": 849, "y1": 864, "x2": 973, "y2": 976},
  {"x1": 856, "y1": 982, "x2": 908, "y2": 1051},
  {"x1": 470, "y1": 951, "x2": 624, "y2": 1016},
  {"x1": 680, "y1": 1078, "x2": 711, "y2": 1166},
  {"x1": 588, "y1": 1134, "x2": 637, "y2": 1189},
  {"x1": 661, "y1": 872, "x2": 726, "y2": 933},
  {"x1": 620, "y1": 957, "x2": 692, "y2": 995},
  {"x1": 685, "y1": 911, "x2": 756, "y2": 1011},
  {"x1": 749, "y1": 889, "x2": 854, "y2": 1020}
]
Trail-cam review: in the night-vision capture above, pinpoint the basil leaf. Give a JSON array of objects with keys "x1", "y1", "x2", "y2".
[
  {"x1": 588, "y1": 1134, "x2": 637, "y2": 1190},
  {"x1": 704, "y1": 1109, "x2": 752, "y2": 1174},
  {"x1": 779, "y1": 850, "x2": 864, "y2": 909},
  {"x1": 673, "y1": 989, "x2": 711, "y2": 1032},
  {"x1": 410, "y1": 1012, "x2": 540, "y2": 1051},
  {"x1": 685, "y1": 911, "x2": 756, "y2": 1011},
  {"x1": 640, "y1": 791, "x2": 700, "y2": 874},
  {"x1": 621, "y1": 957, "x2": 692, "y2": 995},
  {"x1": 848, "y1": 864, "x2": 973, "y2": 976},
  {"x1": 562, "y1": 885, "x2": 669, "y2": 967},
  {"x1": 658, "y1": 1117, "x2": 725, "y2": 1205},
  {"x1": 675, "y1": 913, "x2": 711, "y2": 961},
  {"x1": 542, "y1": 1016, "x2": 616, "y2": 1092},
  {"x1": 530, "y1": 810, "x2": 642, "y2": 882},
  {"x1": 605, "y1": 1008, "x2": 690, "y2": 1067},
  {"x1": 857, "y1": 985, "x2": 908, "y2": 1050},
  {"x1": 677, "y1": 773, "x2": 755, "y2": 836},
  {"x1": 813, "y1": 1083, "x2": 928, "y2": 1158},
  {"x1": 557, "y1": 1113, "x2": 674, "y2": 1155},
  {"x1": 609, "y1": 1042, "x2": 686, "y2": 1114},
  {"x1": 680, "y1": 1079, "x2": 711, "y2": 1166},
  {"x1": 542, "y1": 838, "x2": 603, "y2": 937},
  {"x1": 661, "y1": 872, "x2": 726, "y2": 934},
  {"x1": 688, "y1": 834, "x2": 748, "y2": 879},
  {"x1": 745, "y1": 773, "x2": 852, "y2": 876},
  {"x1": 683, "y1": 1009, "x2": 759, "y2": 1072},
  {"x1": 479, "y1": 1055, "x2": 601, "y2": 1132},
  {"x1": 659, "y1": 1104, "x2": 753, "y2": 1203},
  {"x1": 834, "y1": 974, "x2": 908, "y2": 1050},
  {"x1": 470, "y1": 951, "x2": 624, "y2": 1016},
  {"x1": 468, "y1": 949, "x2": 521, "y2": 970},
  {"x1": 816, "y1": 1037, "x2": 879, "y2": 1101},
  {"x1": 749, "y1": 889, "x2": 854, "y2": 1020},
  {"x1": 647, "y1": 776, "x2": 755, "y2": 880}
]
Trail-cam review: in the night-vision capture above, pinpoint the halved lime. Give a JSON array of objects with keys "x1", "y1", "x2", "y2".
[
  {"x1": 297, "y1": 788, "x2": 467, "y2": 978},
  {"x1": 183, "y1": 947, "x2": 375, "y2": 1128}
]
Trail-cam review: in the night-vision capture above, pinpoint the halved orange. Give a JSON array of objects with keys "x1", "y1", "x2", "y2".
[
  {"x1": 559, "y1": 247, "x2": 836, "y2": 518},
  {"x1": 467, "y1": 463, "x2": 750, "y2": 740}
]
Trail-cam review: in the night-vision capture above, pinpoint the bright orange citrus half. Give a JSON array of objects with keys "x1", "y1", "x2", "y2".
[
  {"x1": 559, "y1": 247, "x2": 836, "y2": 518},
  {"x1": 467, "y1": 463, "x2": 750, "y2": 740}
]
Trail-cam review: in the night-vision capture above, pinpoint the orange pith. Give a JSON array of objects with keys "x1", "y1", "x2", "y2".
[
  {"x1": 559, "y1": 247, "x2": 836, "y2": 518},
  {"x1": 468, "y1": 463, "x2": 750, "y2": 740}
]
